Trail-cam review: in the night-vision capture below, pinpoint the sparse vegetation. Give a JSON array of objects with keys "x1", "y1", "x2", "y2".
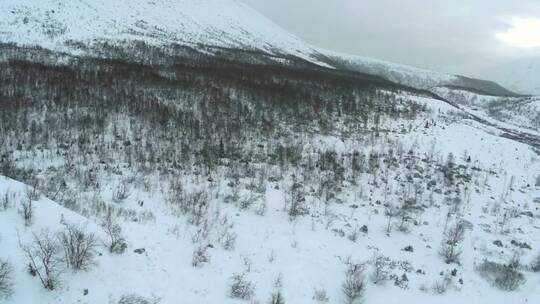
[
  {"x1": 57, "y1": 222, "x2": 97, "y2": 270},
  {"x1": 477, "y1": 260, "x2": 525, "y2": 291},
  {"x1": 22, "y1": 230, "x2": 62, "y2": 290},
  {"x1": 0, "y1": 258, "x2": 14, "y2": 300},
  {"x1": 229, "y1": 273, "x2": 255, "y2": 300},
  {"x1": 342, "y1": 259, "x2": 366, "y2": 304}
]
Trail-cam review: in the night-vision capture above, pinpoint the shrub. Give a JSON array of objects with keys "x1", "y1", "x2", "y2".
[
  {"x1": 477, "y1": 260, "x2": 525, "y2": 291},
  {"x1": 20, "y1": 199, "x2": 33, "y2": 227},
  {"x1": 432, "y1": 276, "x2": 451, "y2": 294},
  {"x1": 370, "y1": 255, "x2": 390, "y2": 284},
  {"x1": 191, "y1": 245, "x2": 210, "y2": 267},
  {"x1": 268, "y1": 290, "x2": 285, "y2": 304},
  {"x1": 229, "y1": 273, "x2": 255, "y2": 300},
  {"x1": 23, "y1": 230, "x2": 62, "y2": 290},
  {"x1": 287, "y1": 182, "x2": 308, "y2": 219},
  {"x1": 58, "y1": 222, "x2": 97, "y2": 270},
  {"x1": 439, "y1": 222, "x2": 465, "y2": 264},
  {"x1": 113, "y1": 182, "x2": 131, "y2": 203},
  {"x1": 118, "y1": 294, "x2": 160, "y2": 304},
  {"x1": 102, "y1": 209, "x2": 127, "y2": 254},
  {"x1": 531, "y1": 253, "x2": 540, "y2": 272},
  {"x1": 312, "y1": 288, "x2": 329, "y2": 303},
  {"x1": 342, "y1": 261, "x2": 366, "y2": 304},
  {"x1": 0, "y1": 258, "x2": 14, "y2": 300}
]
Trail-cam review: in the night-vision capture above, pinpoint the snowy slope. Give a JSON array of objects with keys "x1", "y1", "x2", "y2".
[
  {"x1": 0, "y1": 0, "x2": 317, "y2": 60},
  {"x1": 475, "y1": 58, "x2": 540, "y2": 95},
  {"x1": 433, "y1": 87, "x2": 540, "y2": 132},
  {"x1": 2, "y1": 102, "x2": 540, "y2": 303},
  {"x1": 0, "y1": 0, "x2": 515, "y2": 95}
]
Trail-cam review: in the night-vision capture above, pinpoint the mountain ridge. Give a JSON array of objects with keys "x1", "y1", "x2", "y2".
[{"x1": 0, "y1": 0, "x2": 518, "y2": 97}]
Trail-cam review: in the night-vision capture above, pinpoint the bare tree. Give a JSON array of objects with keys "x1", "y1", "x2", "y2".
[
  {"x1": 384, "y1": 204, "x2": 399, "y2": 235},
  {"x1": 0, "y1": 258, "x2": 14, "y2": 300},
  {"x1": 440, "y1": 222, "x2": 465, "y2": 264},
  {"x1": 342, "y1": 259, "x2": 366, "y2": 304},
  {"x1": 191, "y1": 245, "x2": 210, "y2": 267},
  {"x1": 370, "y1": 255, "x2": 390, "y2": 285},
  {"x1": 229, "y1": 272, "x2": 255, "y2": 300},
  {"x1": 102, "y1": 209, "x2": 127, "y2": 254},
  {"x1": 58, "y1": 222, "x2": 97, "y2": 270},
  {"x1": 20, "y1": 198, "x2": 33, "y2": 227},
  {"x1": 112, "y1": 181, "x2": 131, "y2": 203},
  {"x1": 531, "y1": 252, "x2": 540, "y2": 272},
  {"x1": 268, "y1": 274, "x2": 285, "y2": 304},
  {"x1": 23, "y1": 230, "x2": 62, "y2": 290},
  {"x1": 287, "y1": 181, "x2": 308, "y2": 220}
]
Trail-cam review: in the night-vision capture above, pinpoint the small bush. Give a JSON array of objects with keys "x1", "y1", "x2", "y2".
[
  {"x1": 0, "y1": 258, "x2": 14, "y2": 300},
  {"x1": 58, "y1": 223, "x2": 97, "y2": 270},
  {"x1": 191, "y1": 245, "x2": 210, "y2": 267},
  {"x1": 23, "y1": 230, "x2": 62, "y2": 290},
  {"x1": 439, "y1": 223, "x2": 465, "y2": 264},
  {"x1": 432, "y1": 277, "x2": 450, "y2": 294},
  {"x1": 229, "y1": 273, "x2": 255, "y2": 300},
  {"x1": 370, "y1": 255, "x2": 390, "y2": 284},
  {"x1": 342, "y1": 261, "x2": 366, "y2": 304},
  {"x1": 113, "y1": 182, "x2": 131, "y2": 203},
  {"x1": 102, "y1": 210, "x2": 127, "y2": 254},
  {"x1": 477, "y1": 260, "x2": 525, "y2": 291},
  {"x1": 312, "y1": 288, "x2": 329, "y2": 303},
  {"x1": 118, "y1": 294, "x2": 160, "y2": 304},
  {"x1": 268, "y1": 290, "x2": 285, "y2": 304},
  {"x1": 20, "y1": 199, "x2": 33, "y2": 227},
  {"x1": 531, "y1": 253, "x2": 540, "y2": 272}
]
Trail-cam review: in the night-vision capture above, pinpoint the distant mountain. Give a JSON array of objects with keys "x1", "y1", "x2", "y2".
[
  {"x1": 475, "y1": 57, "x2": 540, "y2": 96},
  {"x1": 0, "y1": 0, "x2": 516, "y2": 96}
]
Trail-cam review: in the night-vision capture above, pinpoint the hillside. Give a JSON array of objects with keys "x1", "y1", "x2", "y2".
[
  {"x1": 0, "y1": 1, "x2": 539, "y2": 304},
  {"x1": 0, "y1": 0, "x2": 516, "y2": 96},
  {"x1": 475, "y1": 58, "x2": 540, "y2": 95}
]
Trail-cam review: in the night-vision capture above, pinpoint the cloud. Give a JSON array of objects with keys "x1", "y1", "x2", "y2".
[
  {"x1": 242, "y1": 0, "x2": 540, "y2": 76},
  {"x1": 497, "y1": 18, "x2": 540, "y2": 48}
]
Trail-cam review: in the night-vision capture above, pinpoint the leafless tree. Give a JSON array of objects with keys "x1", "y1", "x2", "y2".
[
  {"x1": 58, "y1": 222, "x2": 97, "y2": 270},
  {"x1": 342, "y1": 259, "x2": 366, "y2": 304},
  {"x1": 20, "y1": 198, "x2": 33, "y2": 227},
  {"x1": 384, "y1": 204, "x2": 399, "y2": 235},
  {"x1": 112, "y1": 181, "x2": 131, "y2": 203},
  {"x1": 370, "y1": 255, "x2": 390, "y2": 285},
  {"x1": 191, "y1": 245, "x2": 210, "y2": 267},
  {"x1": 102, "y1": 209, "x2": 127, "y2": 254},
  {"x1": 22, "y1": 230, "x2": 62, "y2": 290},
  {"x1": 0, "y1": 258, "x2": 14, "y2": 300},
  {"x1": 440, "y1": 222, "x2": 465, "y2": 264},
  {"x1": 229, "y1": 272, "x2": 255, "y2": 300}
]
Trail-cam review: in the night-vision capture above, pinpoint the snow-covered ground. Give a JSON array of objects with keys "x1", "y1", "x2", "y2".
[
  {"x1": 433, "y1": 87, "x2": 540, "y2": 133},
  {"x1": 0, "y1": 1, "x2": 539, "y2": 303},
  {"x1": 1, "y1": 97, "x2": 539, "y2": 303}
]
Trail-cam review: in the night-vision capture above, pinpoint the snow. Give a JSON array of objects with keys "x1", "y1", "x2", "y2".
[
  {"x1": 1, "y1": 1, "x2": 539, "y2": 303},
  {"x1": 432, "y1": 87, "x2": 540, "y2": 134},
  {"x1": 0, "y1": 0, "x2": 319, "y2": 63},
  {"x1": 475, "y1": 58, "x2": 540, "y2": 96},
  {"x1": 2, "y1": 101, "x2": 540, "y2": 303},
  {"x1": 0, "y1": 0, "x2": 509, "y2": 93},
  {"x1": 325, "y1": 50, "x2": 460, "y2": 90}
]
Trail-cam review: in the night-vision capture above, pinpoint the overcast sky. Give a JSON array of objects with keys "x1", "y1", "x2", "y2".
[{"x1": 243, "y1": 0, "x2": 540, "y2": 77}]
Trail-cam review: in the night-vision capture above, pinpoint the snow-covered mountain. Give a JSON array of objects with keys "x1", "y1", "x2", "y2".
[
  {"x1": 475, "y1": 58, "x2": 540, "y2": 96},
  {"x1": 0, "y1": 0, "x2": 316, "y2": 59},
  {"x1": 0, "y1": 0, "x2": 515, "y2": 96},
  {"x1": 2, "y1": 1, "x2": 540, "y2": 303}
]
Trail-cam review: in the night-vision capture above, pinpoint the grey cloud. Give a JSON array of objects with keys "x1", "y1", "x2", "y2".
[{"x1": 242, "y1": 0, "x2": 540, "y2": 76}]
